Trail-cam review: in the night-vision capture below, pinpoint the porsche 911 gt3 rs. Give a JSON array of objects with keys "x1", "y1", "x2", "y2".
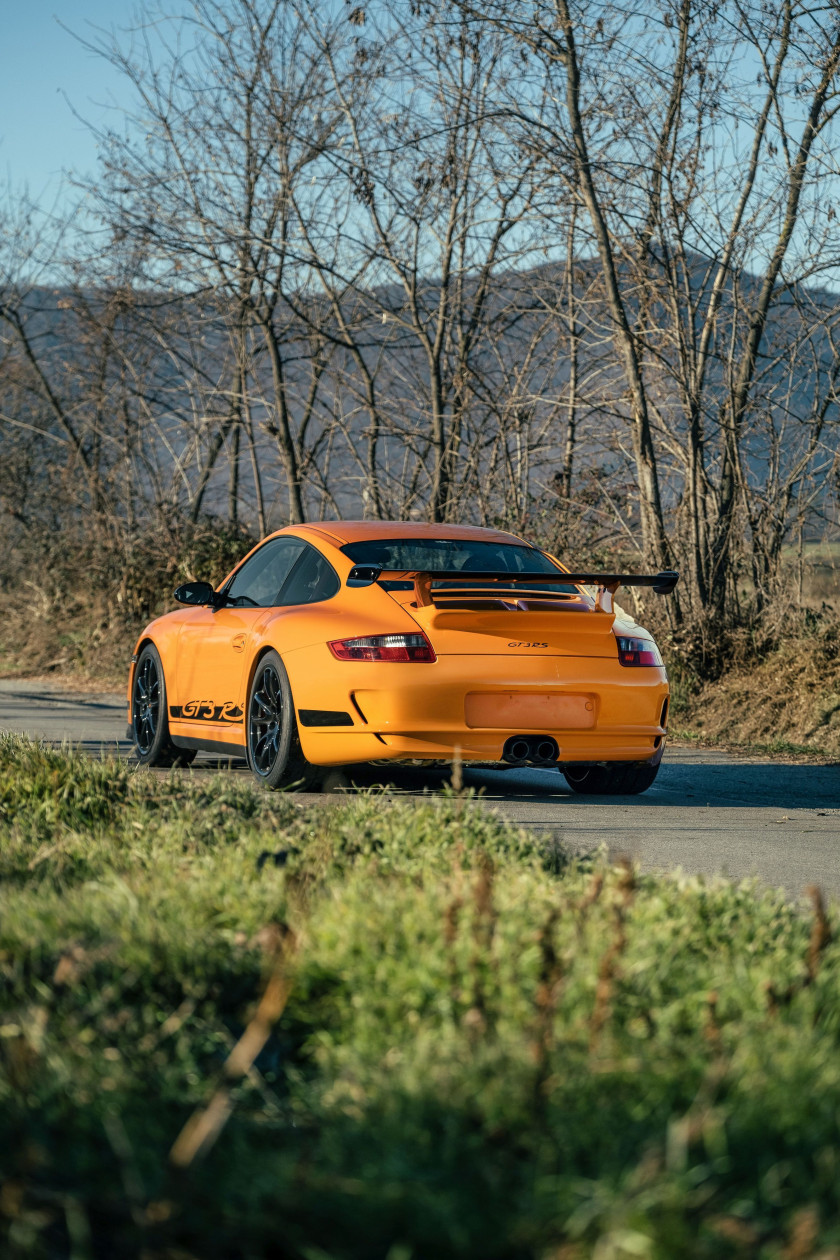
[{"x1": 127, "y1": 521, "x2": 678, "y2": 794}]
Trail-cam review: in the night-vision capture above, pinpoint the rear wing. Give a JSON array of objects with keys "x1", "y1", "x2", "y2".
[{"x1": 346, "y1": 565, "x2": 679, "y2": 610}]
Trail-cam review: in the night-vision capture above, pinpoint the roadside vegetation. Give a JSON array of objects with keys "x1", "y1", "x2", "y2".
[
  {"x1": 2, "y1": 735, "x2": 839, "y2": 1258},
  {"x1": 3, "y1": 521, "x2": 838, "y2": 760},
  {"x1": 3, "y1": 0, "x2": 840, "y2": 681},
  {"x1": 0, "y1": 519, "x2": 256, "y2": 682},
  {"x1": 667, "y1": 602, "x2": 840, "y2": 759}
]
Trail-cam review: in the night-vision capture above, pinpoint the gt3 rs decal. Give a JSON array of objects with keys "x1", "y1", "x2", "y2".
[{"x1": 169, "y1": 700, "x2": 244, "y2": 723}]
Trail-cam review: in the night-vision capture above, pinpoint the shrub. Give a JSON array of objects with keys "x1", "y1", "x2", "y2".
[
  {"x1": 0, "y1": 514, "x2": 257, "y2": 681},
  {"x1": 1, "y1": 739, "x2": 839, "y2": 1258}
]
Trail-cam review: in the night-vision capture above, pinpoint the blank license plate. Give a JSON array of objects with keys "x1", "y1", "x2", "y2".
[{"x1": 464, "y1": 692, "x2": 596, "y2": 730}]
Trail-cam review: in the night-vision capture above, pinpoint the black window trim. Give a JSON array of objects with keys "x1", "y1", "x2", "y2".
[
  {"x1": 338, "y1": 538, "x2": 574, "y2": 594},
  {"x1": 339, "y1": 539, "x2": 559, "y2": 572},
  {"x1": 276, "y1": 544, "x2": 339, "y2": 606},
  {"x1": 221, "y1": 535, "x2": 339, "y2": 609}
]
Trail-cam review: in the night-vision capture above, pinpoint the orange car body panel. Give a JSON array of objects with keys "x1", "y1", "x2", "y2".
[{"x1": 127, "y1": 521, "x2": 669, "y2": 766}]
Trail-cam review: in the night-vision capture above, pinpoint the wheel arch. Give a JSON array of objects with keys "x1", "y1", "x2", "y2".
[
  {"x1": 134, "y1": 633, "x2": 158, "y2": 659},
  {"x1": 129, "y1": 634, "x2": 182, "y2": 724},
  {"x1": 244, "y1": 642, "x2": 289, "y2": 710},
  {"x1": 128, "y1": 635, "x2": 159, "y2": 710},
  {"x1": 244, "y1": 642, "x2": 307, "y2": 739},
  {"x1": 243, "y1": 643, "x2": 322, "y2": 788}
]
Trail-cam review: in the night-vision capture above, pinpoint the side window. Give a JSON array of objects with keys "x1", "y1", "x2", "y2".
[
  {"x1": 226, "y1": 538, "x2": 307, "y2": 607},
  {"x1": 279, "y1": 544, "x2": 340, "y2": 606}
]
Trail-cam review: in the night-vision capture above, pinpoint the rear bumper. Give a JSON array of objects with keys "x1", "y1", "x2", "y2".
[
  {"x1": 297, "y1": 730, "x2": 665, "y2": 766},
  {"x1": 284, "y1": 645, "x2": 669, "y2": 767}
]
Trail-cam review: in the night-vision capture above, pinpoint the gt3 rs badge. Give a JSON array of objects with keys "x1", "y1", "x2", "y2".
[
  {"x1": 169, "y1": 700, "x2": 243, "y2": 723},
  {"x1": 508, "y1": 641, "x2": 548, "y2": 648}
]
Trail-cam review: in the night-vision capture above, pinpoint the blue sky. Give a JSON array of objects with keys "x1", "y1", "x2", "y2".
[{"x1": 1, "y1": 0, "x2": 139, "y2": 200}]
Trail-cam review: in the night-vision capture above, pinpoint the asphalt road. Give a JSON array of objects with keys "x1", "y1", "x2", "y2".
[{"x1": 2, "y1": 678, "x2": 839, "y2": 899}]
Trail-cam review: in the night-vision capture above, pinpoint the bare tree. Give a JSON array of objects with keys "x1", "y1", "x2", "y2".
[
  {"x1": 454, "y1": 0, "x2": 840, "y2": 650},
  {"x1": 82, "y1": 0, "x2": 352, "y2": 525},
  {"x1": 295, "y1": 0, "x2": 554, "y2": 522},
  {"x1": 4, "y1": 0, "x2": 840, "y2": 661}
]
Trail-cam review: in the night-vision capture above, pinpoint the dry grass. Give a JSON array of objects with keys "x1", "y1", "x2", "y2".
[
  {"x1": 0, "y1": 518, "x2": 256, "y2": 688},
  {"x1": 673, "y1": 615, "x2": 840, "y2": 758}
]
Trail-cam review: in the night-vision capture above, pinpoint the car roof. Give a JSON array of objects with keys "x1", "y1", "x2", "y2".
[{"x1": 286, "y1": 520, "x2": 530, "y2": 547}]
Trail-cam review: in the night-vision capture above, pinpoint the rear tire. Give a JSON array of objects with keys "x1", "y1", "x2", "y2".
[
  {"x1": 132, "y1": 645, "x2": 197, "y2": 767},
  {"x1": 562, "y1": 760, "x2": 660, "y2": 795},
  {"x1": 246, "y1": 650, "x2": 321, "y2": 791}
]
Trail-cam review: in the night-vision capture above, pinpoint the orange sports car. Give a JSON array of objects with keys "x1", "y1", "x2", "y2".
[{"x1": 127, "y1": 521, "x2": 678, "y2": 794}]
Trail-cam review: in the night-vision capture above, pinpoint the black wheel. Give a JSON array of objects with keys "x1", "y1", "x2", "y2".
[
  {"x1": 562, "y1": 760, "x2": 660, "y2": 795},
  {"x1": 246, "y1": 651, "x2": 320, "y2": 790},
  {"x1": 131, "y1": 644, "x2": 197, "y2": 767}
]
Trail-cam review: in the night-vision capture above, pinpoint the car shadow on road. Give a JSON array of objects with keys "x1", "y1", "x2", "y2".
[
  {"x1": 330, "y1": 760, "x2": 840, "y2": 811},
  {"x1": 61, "y1": 741, "x2": 840, "y2": 812}
]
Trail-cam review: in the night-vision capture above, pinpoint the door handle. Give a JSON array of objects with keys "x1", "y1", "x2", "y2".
[{"x1": 232, "y1": 633, "x2": 246, "y2": 653}]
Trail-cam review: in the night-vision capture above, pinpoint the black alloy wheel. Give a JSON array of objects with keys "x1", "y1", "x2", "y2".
[
  {"x1": 562, "y1": 760, "x2": 660, "y2": 795},
  {"x1": 132, "y1": 644, "x2": 196, "y2": 767},
  {"x1": 133, "y1": 650, "x2": 160, "y2": 756},
  {"x1": 246, "y1": 650, "x2": 320, "y2": 790},
  {"x1": 249, "y1": 657, "x2": 288, "y2": 777}
]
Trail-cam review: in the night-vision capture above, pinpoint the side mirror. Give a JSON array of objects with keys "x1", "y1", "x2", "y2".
[{"x1": 174, "y1": 580, "x2": 218, "y2": 606}]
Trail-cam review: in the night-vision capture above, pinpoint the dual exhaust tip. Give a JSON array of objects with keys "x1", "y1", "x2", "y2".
[{"x1": 502, "y1": 735, "x2": 559, "y2": 766}]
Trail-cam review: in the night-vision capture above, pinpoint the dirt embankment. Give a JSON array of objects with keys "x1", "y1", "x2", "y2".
[
  {"x1": 0, "y1": 602, "x2": 135, "y2": 689},
  {"x1": 673, "y1": 623, "x2": 840, "y2": 758}
]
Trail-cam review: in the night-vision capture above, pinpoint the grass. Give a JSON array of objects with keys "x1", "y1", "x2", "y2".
[
  {"x1": 669, "y1": 726, "x2": 836, "y2": 761},
  {"x1": 2, "y1": 735, "x2": 840, "y2": 1258}
]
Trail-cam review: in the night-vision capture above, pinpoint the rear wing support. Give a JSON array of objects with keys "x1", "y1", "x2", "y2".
[{"x1": 346, "y1": 565, "x2": 679, "y2": 610}]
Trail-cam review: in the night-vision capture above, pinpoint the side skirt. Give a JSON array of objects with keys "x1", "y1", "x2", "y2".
[{"x1": 171, "y1": 734, "x2": 248, "y2": 760}]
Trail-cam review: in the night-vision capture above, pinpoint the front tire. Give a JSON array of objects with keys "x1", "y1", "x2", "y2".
[
  {"x1": 246, "y1": 651, "x2": 320, "y2": 790},
  {"x1": 132, "y1": 645, "x2": 197, "y2": 767},
  {"x1": 562, "y1": 760, "x2": 660, "y2": 795}
]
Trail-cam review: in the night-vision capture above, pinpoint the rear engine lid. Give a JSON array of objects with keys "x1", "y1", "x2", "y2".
[{"x1": 388, "y1": 585, "x2": 617, "y2": 656}]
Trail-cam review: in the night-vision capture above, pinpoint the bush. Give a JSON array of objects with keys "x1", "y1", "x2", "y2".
[
  {"x1": 0, "y1": 514, "x2": 257, "y2": 681},
  {"x1": 1, "y1": 737, "x2": 839, "y2": 1258}
]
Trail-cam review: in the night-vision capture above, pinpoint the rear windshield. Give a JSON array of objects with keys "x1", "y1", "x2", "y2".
[{"x1": 341, "y1": 538, "x2": 578, "y2": 593}]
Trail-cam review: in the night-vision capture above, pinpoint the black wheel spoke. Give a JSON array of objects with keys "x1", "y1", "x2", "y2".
[
  {"x1": 249, "y1": 662, "x2": 285, "y2": 778},
  {"x1": 254, "y1": 731, "x2": 273, "y2": 772},
  {"x1": 133, "y1": 653, "x2": 162, "y2": 756},
  {"x1": 264, "y1": 669, "x2": 279, "y2": 705}
]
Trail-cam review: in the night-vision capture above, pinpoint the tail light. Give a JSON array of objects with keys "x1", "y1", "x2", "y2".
[
  {"x1": 616, "y1": 636, "x2": 663, "y2": 667},
  {"x1": 328, "y1": 632, "x2": 437, "y2": 662}
]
